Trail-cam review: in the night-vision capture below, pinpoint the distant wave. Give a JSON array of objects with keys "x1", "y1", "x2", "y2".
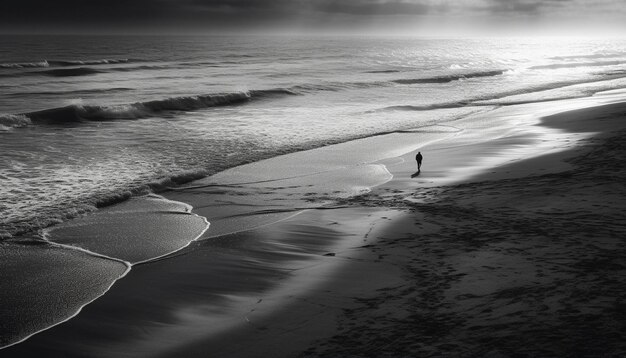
[
  {"x1": 530, "y1": 60, "x2": 624, "y2": 70},
  {"x1": 290, "y1": 70, "x2": 505, "y2": 93},
  {"x1": 2, "y1": 63, "x2": 180, "y2": 79},
  {"x1": 0, "y1": 61, "x2": 49, "y2": 69},
  {"x1": 0, "y1": 58, "x2": 133, "y2": 69},
  {"x1": 380, "y1": 102, "x2": 473, "y2": 112},
  {"x1": 365, "y1": 69, "x2": 402, "y2": 73},
  {"x1": 1, "y1": 66, "x2": 170, "y2": 79},
  {"x1": 251, "y1": 88, "x2": 299, "y2": 98},
  {"x1": 0, "y1": 58, "x2": 137, "y2": 77},
  {"x1": 392, "y1": 70, "x2": 505, "y2": 84},
  {"x1": 21, "y1": 89, "x2": 297, "y2": 123},
  {"x1": 291, "y1": 82, "x2": 386, "y2": 93},
  {"x1": 374, "y1": 74, "x2": 626, "y2": 113},
  {"x1": 39, "y1": 67, "x2": 105, "y2": 77},
  {"x1": 6, "y1": 87, "x2": 134, "y2": 97},
  {"x1": 603, "y1": 69, "x2": 626, "y2": 76},
  {"x1": 47, "y1": 59, "x2": 131, "y2": 66},
  {"x1": 112, "y1": 64, "x2": 172, "y2": 72},
  {"x1": 549, "y1": 53, "x2": 626, "y2": 61}
]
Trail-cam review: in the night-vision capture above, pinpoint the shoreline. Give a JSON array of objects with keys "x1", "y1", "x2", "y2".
[
  {"x1": 3, "y1": 94, "x2": 626, "y2": 356},
  {"x1": 0, "y1": 105, "x2": 484, "y2": 241}
]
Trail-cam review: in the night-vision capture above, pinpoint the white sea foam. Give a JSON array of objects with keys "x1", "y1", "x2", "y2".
[
  {"x1": 0, "y1": 114, "x2": 31, "y2": 130},
  {"x1": 0, "y1": 60, "x2": 49, "y2": 68}
]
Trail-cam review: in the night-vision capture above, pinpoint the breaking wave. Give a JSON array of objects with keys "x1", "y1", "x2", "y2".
[
  {"x1": 0, "y1": 169, "x2": 211, "y2": 239},
  {"x1": 0, "y1": 114, "x2": 32, "y2": 130},
  {"x1": 21, "y1": 89, "x2": 297, "y2": 123},
  {"x1": 0, "y1": 61, "x2": 50, "y2": 69},
  {"x1": 6, "y1": 87, "x2": 134, "y2": 97}
]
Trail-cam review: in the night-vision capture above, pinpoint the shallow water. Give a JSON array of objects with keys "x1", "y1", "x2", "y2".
[
  {"x1": 0, "y1": 240, "x2": 129, "y2": 348},
  {"x1": 44, "y1": 194, "x2": 209, "y2": 263}
]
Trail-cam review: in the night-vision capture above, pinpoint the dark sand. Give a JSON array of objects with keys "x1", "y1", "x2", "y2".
[{"x1": 3, "y1": 99, "x2": 626, "y2": 357}]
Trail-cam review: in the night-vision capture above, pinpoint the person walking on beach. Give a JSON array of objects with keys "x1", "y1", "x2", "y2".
[{"x1": 415, "y1": 151, "x2": 423, "y2": 171}]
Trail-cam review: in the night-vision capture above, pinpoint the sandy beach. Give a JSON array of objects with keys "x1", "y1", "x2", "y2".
[
  {"x1": 298, "y1": 101, "x2": 626, "y2": 357},
  {"x1": 3, "y1": 93, "x2": 626, "y2": 357}
]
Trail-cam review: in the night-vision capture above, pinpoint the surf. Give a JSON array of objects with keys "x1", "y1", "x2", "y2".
[{"x1": 19, "y1": 89, "x2": 297, "y2": 124}]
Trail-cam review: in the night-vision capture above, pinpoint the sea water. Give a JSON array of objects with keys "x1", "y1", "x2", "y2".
[{"x1": 2, "y1": 35, "x2": 626, "y2": 238}]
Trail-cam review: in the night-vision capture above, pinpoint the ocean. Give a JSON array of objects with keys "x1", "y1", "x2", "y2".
[{"x1": 2, "y1": 35, "x2": 626, "y2": 239}]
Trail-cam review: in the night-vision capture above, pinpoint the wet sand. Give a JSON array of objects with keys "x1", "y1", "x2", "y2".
[{"x1": 3, "y1": 96, "x2": 626, "y2": 357}]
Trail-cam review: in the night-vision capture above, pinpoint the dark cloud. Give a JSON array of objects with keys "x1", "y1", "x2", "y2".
[
  {"x1": 484, "y1": 0, "x2": 576, "y2": 15},
  {"x1": 0, "y1": 0, "x2": 623, "y2": 34},
  {"x1": 0, "y1": 0, "x2": 436, "y2": 32},
  {"x1": 181, "y1": 0, "x2": 432, "y2": 16},
  {"x1": 0, "y1": 0, "x2": 175, "y2": 28},
  {"x1": 182, "y1": 0, "x2": 293, "y2": 11},
  {"x1": 314, "y1": 1, "x2": 432, "y2": 15}
]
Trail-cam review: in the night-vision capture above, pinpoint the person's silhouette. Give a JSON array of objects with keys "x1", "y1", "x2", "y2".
[{"x1": 415, "y1": 151, "x2": 423, "y2": 172}]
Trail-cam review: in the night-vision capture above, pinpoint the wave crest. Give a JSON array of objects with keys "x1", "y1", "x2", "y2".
[
  {"x1": 379, "y1": 102, "x2": 471, "y2": 112},
  {"x1": 392, "y1": 70, "x2": 505, "y2": 84},
  {"x1": 0, "y1": 59, "x2": 132, "y2": 69},
  {"x1": 0, "y1": 61, "x2": 49, "y2": 69},
  {"x1": 48, "y1": 59, "x2": 130, "y2": 66},
  {"x1": 22, "y1": 89, "x2": 296, "y2": 123},
  {"x1": 365, "y1": 69, "x2": 402, "y2": 73},
  {"x1": 290, "y1": 69, "x2": 506, "y2": 93}
]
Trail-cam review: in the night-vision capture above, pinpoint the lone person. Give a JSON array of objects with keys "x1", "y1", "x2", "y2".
[{"x1": 415, "y1": 151, "x2": 423, "y2": 172}]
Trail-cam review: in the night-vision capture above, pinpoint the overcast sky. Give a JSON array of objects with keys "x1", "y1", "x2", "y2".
[{"x1": 1, "y1": 0, "x2": 625, "y2": 36}]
